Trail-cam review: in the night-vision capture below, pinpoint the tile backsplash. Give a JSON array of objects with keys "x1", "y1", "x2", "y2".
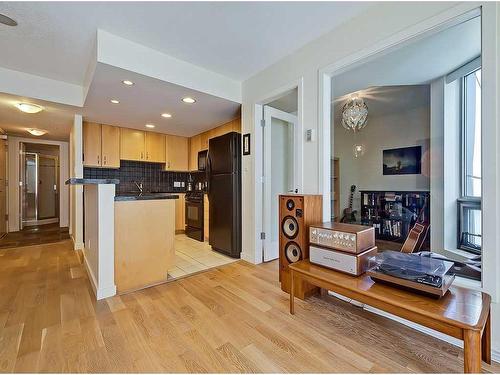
[{"x1": 83, "y1": 160, "x2": 198, "y2": 194}]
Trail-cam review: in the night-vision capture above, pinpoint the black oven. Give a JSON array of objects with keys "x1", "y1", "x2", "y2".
[{"x1": 185, "y1": 191, "x2": 204, "y2": 241}]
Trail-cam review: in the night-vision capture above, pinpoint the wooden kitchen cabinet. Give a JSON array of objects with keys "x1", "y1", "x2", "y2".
[
  {"x1": 101, "y1": 124, "x2": 120, "y2": 168},
  {"x1": 200, "y1": 131, "x2": 210, "y2": 150},
  {"x1": 189, "y1": 134, "x2": 201, "y2": 171},
  {"x1": 175, "y1": 193, "x2": 185, "y2": 232},
  {"x1": 165, "y1": 135, "x2": 188, "y2": 171},
  {"x1": 145, "y1": 132, "x2": 165, "y2": 163},
  {"x1": 120, "y1": 128, "x2": 145, "y2": 161},
  {"x1": 83, "y1": 122, "x2": 102, "y2": 167}
]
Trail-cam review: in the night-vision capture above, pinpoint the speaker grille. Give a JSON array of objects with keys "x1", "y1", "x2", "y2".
[
  {"x1": 282, "y1": 216, "x2": 299, "y2": 239},
  {"x1": 285, "y1": 242, "x2": 302, "y2": 263}
]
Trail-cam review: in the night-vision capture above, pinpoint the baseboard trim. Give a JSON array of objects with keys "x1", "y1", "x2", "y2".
[
  {"x1": 329, "y1": 291, "x2": 499, "y2": 364},
  {"x1": 83, "y1": 254, "x2": 98, "y2": 297},
  {"x1": 96, "y1": 284, "x2": 117, "y2": 300},
  {"x1": 240, "y1": 251, "x2": 256, "y2": 264},
  {"x1": 70, "y1": 235, "x2": 84, "y2": 251},
  {"x1": 82, "y1": 252, "x2": 116, "y2": 301}
]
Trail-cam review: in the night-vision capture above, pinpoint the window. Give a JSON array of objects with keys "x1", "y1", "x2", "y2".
[
  {"x1": 462, "y1": 69, "x2": 482, "y2": 198},
  {"x1": 458, "y1": 68, "x2": 481, "y2": 253}
]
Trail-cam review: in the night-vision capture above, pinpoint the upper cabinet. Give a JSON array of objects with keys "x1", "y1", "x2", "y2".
[
  {"x1": 120, "y1": 128, "x2": 145, "y2": 161},
  {"x1": 145, "y1": 132, "x2": 166, "y2": 163},
  {"x1": 83, "y1": 122, "x2": 120, "y2": 168},
  {"x1": 83, "y1": 122, "x2": 102, "y2": 167},
  {"x1": 165, "y1": 135, "x2": 188, "y2": 171},
  {"x1": 101, "y1": 124, "x2": 120, "y2": 168},
  {"x1": 189, "y1": 135, "x2": 201, "y2": 171},
  {"x1": 189, "y1": 117, "x2": 241, "y2": 169}
]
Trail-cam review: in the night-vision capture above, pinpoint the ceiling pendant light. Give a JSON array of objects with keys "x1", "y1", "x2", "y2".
[
  {"x1": 341, "y1": 95, "x2": 368, "y2": 132},
  {"x1": 27, "y1": 128, "x2": 47, "y2": 136},
  {"x1": 15, "y1": 103, "x2": 44, "y2": 114},
  {"x1": 0, "y1": 13, "x2": 17, "y2": 26}
]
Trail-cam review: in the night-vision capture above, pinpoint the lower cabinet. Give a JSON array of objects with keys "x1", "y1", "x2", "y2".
[
  {"x1": 175, "y1": 193, "x2": 185, "y2": 232},
  {"x1": 204, "y1": 195, "x2": 209, "y2": 241}
]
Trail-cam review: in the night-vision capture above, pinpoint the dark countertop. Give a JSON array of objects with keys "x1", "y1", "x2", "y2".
[
  {"x1": 65, "y1": 178, "x2": 120, "y2": 185},
  {"x1": 114, "y1": 192, "x2": 179, "y2": 201}
]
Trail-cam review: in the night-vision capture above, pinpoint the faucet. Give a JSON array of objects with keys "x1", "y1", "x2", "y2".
[{"x1": 134, "y1": 181, "x2": 144, "y2": 193}]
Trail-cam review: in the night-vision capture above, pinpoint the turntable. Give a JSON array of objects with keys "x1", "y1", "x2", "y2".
[{"x1": 366, "y1": 252, "x2": 455, "y2": 297}]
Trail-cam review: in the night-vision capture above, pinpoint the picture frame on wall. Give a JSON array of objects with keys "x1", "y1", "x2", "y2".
[
  {"x1": 242, "y1": 133, "x2": 251, "y2": 155},
  {"x1": 383, "y1": 146, "x2": 422, "y2": 175}
]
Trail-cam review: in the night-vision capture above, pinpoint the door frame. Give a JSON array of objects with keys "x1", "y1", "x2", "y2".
[
  {"x1": 262, "y1": 106, "x2": 299, "y2": 262},
  {"x1": 253, "y1": 78, "x2": 303, "y2": 263},
  {"x1": 318, "y1": 4, "x2": 499, "y2": 301}
]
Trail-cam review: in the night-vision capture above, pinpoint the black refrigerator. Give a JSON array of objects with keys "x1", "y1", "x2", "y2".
[{"x1": 207, "y1": 132, "x2": 241, "y2": 258}]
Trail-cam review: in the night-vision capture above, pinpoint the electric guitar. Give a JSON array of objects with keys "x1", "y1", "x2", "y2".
[
  {"x1": 341, "y1": 185, "x2": 357, "y2": 223},
  {"x1": 401, "y1": 196, "x2": 430, "y2": 253}
]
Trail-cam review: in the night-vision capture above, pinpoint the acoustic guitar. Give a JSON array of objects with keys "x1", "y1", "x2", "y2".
[
  {"x1": 341, "y1": 185, "x2": 357, "y2": 223},
  {"x1": 401, "y1": 196, "x2": 430, "y2": 253}
]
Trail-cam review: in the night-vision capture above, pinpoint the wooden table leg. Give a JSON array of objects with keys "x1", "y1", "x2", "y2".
[
  {"x1": 290, "y1": 270, "x2": 295, "y2": 315},
  {"x1": 482, "y1": 309, "x2": 491, "y2": 364},
  {"x1": 464, "y1": 329, "x2": 482, "y2": 373}
]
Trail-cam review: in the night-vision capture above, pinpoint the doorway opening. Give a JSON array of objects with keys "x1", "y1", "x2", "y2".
[
  {"x1": 261, "y1": 88, "x2": 300, "y2": 261},
  {"x1": 20, "y1": 143, "x2": 60, "y2": 228},
  {"x1": 325, "y1": 11, "x2": 483, "y2": 282}
]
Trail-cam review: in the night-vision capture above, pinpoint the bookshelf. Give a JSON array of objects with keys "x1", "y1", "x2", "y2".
[
  {"x1": 360, "y1": 190, "x2": 430, "y2": 244},
  {"x1": 331, "y1": 158, "x2": 340, "y2": 221}
]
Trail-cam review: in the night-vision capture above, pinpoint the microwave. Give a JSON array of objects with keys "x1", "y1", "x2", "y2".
[{"x1": 198, "y1": 150, "x2": 208, "y2": 171}]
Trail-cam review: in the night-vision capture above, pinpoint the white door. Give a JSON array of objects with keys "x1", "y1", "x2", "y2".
[{"x1": 263, "y1": 106, "x2": 301, "y2": 261}]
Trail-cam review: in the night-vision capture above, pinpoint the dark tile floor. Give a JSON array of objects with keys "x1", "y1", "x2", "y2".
[{"x1": 0, "y1": 223, "x2": 70, "y2": 249}]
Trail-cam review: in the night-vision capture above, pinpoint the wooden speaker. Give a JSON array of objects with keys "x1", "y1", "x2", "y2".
[{"x1": 279, "y1": 194, "x2": 323, "y2": 299}]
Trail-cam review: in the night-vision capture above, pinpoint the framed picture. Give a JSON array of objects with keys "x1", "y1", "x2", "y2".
[
  {"x1": 383, "y1": 146, "x2": 422, "y2": 175},
  {"x1": 242, "y1": 133, "x2": 251, "y2": 155}
]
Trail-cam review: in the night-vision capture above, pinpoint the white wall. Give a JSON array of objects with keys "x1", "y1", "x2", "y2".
[
  {"x1": 7, "y1": 136, "x2": 69, "y2": 231},
  {"x1": 334, "y1": 105, "x2": 430, "y2": 215}
]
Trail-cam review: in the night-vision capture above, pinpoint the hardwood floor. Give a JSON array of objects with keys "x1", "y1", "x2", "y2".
[
  {"x1": 0, "y1": 239, "x2": 498, "y2": 373},
  {"x1": 0, "y1": 223, "x2": 70, "y2": 249}
]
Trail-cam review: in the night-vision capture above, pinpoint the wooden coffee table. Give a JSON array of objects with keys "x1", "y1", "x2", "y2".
[{"x1": 289, "y1": 260, "x2": 491, "y2": 373}]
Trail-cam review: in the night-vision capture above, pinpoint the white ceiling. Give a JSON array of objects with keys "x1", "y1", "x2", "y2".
[
  {"x1": 0, "y1": 92, "x2": 77, "y2": 141},
  {"x1": 333, "y1": 85, "x2": 430, "y2": 125},
  {"x1": 267, "y1": 88, "x2": 298, "y2": 114},
  {"x1": 332, "y1": 16, "x2": 481, "y2": 97},
  {"x1": 84, "y1": 63, "x2": 241, "y2": 137},
  {"x1": 0, "y1": 2, "x2": 370, "y2": 84}
]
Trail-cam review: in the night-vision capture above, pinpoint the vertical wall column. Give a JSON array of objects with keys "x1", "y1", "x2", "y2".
[
  {"x1": 70, "y1": 114, "x2": 84, "y2": 250},
  {"x1": 83, "y1": 183, "x2": 116, "y2": 300}
]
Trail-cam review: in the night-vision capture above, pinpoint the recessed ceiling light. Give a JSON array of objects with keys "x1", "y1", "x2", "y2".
[
  {"x1": 182, "y1": 97, "x2": 196, "y2": 104},
  {"x1": 122, "y1": 80, "x2": 134, "y2": 86},
  {"x1": 0, "y1": 14, "x2": 17, "y2": 27},
  {"x1": 15, "y1": 103, "x2": 43, "y2": 114},
  {"x1": 27, "y1": 128, "x2": 47, "y2": 136},
  {"x1": 161, "y1": 113, "x2": 172, "y2": 118},
  {"x1": 110, "y1": 99, "x2": 120, "y2": 104},
  {"x1": 145, "y1": 124, "x2": 155, "y2": 128}
]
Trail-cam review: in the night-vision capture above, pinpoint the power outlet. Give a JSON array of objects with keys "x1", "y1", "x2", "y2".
[{"x1": 173, "y1": 181, "x2": 181, "y2": 188}]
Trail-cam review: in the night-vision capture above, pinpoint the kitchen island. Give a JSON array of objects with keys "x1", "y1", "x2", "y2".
[
  {"x1": 66, "y1": 178, "x2": 180, "y2": 299},
  {"x1": 114, "y1": 192, "x2": 178, "y2": 293}
]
